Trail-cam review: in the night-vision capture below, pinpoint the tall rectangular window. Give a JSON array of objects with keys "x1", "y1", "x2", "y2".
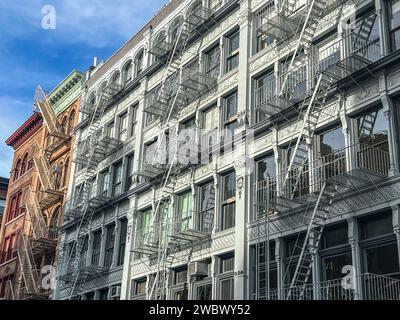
[
  {"x1": 91, "y1": 230, "x2": 102, "y2": 266},
  {"x1": 117, "y1": 219, "x2": 128, "y2": 266},
  {"x1": 106, "y1": 121, "x2": 115, "y2": 138},
  {"x1": 113, "y1": 162, "x2": 123, "y2": 197},
  {"x1": 118, "y1": 113, "x2": 128, "y2": 142},
  {"x1": 204, "y1": 44, "x2": 221, "y2": 78},
  {"x1": 176, "y1": 191, "x2": 192, "y2": 232},
  {"x1": 199, "y1": 181, "x2": 215, "y2": 233},
  {"x1": 126, "y1": 154, "x2": 135, "y2": 191},
  {"x1": 129, "y1": 105, "x2": 137, "y2": 137},
  {"x1": 254, "y1": 71, "x2": 275, "y2": 124},
  {"x1": 99, "y1": 170, "x2": 110, "y2": 196},
  {"x1": 104, "y1": 224, "x2": 116, "y2": 268},
  {"x1": 221, "y1": 171, "x2": 236, "y2": 230},
  {"x1": 226, "y1": 31, "x2": 239, "y2": 72},
  {"x1": 254, "y1": 2, "x2": 274, "y2": 53},
  {"x1": 223, "y1": 92, "x2": 238, "y2": 138}
]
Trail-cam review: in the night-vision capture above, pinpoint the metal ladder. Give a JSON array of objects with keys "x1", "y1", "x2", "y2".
[
  {"x1": 16, "y1": 233, "x2": 39, "y2": 297},
  {"x1": 283, "y1": 74, "x2": 333, "y2": 197},
  {"x1": 358, "y1": 110, "x2": 378, "y2": 139},
  {"x1": 286, "y1": 182, "x2": 336, "y2": 299}
]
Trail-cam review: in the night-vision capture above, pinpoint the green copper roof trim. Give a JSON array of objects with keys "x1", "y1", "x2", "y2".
[{"x1": 48, "y1": 70, "x2": 84, "y2": 115}]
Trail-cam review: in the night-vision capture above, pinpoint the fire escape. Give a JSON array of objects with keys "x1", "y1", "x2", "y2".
[
  {"x1": 13, "y1": 86, "x2": 70, "y2": 299},
  {"x1": 134, "y1": 3, "x2": 217, "y2": 300},
  {"x1": 57, "y1": 80, "x2": 127, "y2": 299},
  {"x1": 253, "y1": 0, "x2": 389, "y2": 300}
]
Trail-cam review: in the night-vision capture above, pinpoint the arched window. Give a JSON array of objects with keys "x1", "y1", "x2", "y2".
[
  {"x1": 49, "y1": 207, "x2": 60, "y2": 239},
  {"x1": 168, "y1": 16, "x2": 184, "y2": 43},
  {"x1": 187, "y1": 0, "x2": 203, "y2": 32},
  {"x1": 53, "y1": 162, "x2": 63, "y2": 190},
  {"x1": 62, "y1": 158, "x2": 69, "y2": 187},
  {"x1": 67, "y1": 111, "x2": 76, "y2": 135},
  {"x1": 151, "y1": 30, "x2": 168, "y2": 62},
  {"x1": 99, "y1": 81, "x2": 107, "y2": 91},
  {"x1": 88, "y1": 91, "x2": 96, "y2": 108},
  {"x1": 111, "y1": 70, "x2": 121, "y2": 84},
  {"x1": 14, "y1": 158, "x2": 21, "y2": 181},
  {"x1": 122, "y1": 60, "x2": 133, "y2": 85},
  {"x1": 20, "y1": 153, "x2": 28, "y2": 176},
  {"x1": 135, "y1": 50, "x2": 144, "y2": 77},
  {"x1": 61, "y1": 116, "x2": 68, "y2": 134}
]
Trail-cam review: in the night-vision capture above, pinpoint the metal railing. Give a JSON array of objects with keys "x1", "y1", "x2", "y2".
[
  {"x1": 172, "y1": 209, "x2": 214, "y2": 235},
  {"x1": 254, "y1": 142, "x2": 389, "y2": 218},
  {"x1": 260, "y1": 273, "x2": 400, "y2": 300},
  {"x1": 253, "y1": 32, "x2": 381, "y2": 115}
]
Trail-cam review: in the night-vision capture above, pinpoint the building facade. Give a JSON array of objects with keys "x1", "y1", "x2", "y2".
[
  {"x1": 56, "y1": 0, "x2": 400, "y2": 300},
  {"x1": 0, "y1": 178, "x2": 9, "y2": 230},
  {"x1": 0, "y1": 70, "x2": 82, "y2": 300}
]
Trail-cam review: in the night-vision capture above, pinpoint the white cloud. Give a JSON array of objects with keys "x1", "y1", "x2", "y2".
[{"x1": 0, "y1": 0, "x2": 167, "y2": 48}]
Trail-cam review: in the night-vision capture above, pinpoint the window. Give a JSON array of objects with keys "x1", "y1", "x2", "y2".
[
  {"x1": 118, "y1": 113, "x2": 128, "y2": 142},
  {"x1": 20, "y1": 153, "x2": 28, "y2": 176},
  {"x1": 61, "y1": 116, "x2": 68, "y2": 134},
  {"x1": 62, "y1": 158, "x2": 69, "y2": 187},
  {"x1": 91, "y1": 230, "x2": 102, "y2": 266},
  {"x1": 390, "y1": 0, "x2": 400, "y2": 51},
  {"x1": 144, "y1": 140, "x2": 157, "y2": 166},
  {"x1": 117, "y1": 219, "x2": 128, "y2": 266},
  {"x1": 174, "y1": 269, "x2": 188, "y2": 285},
  {"x1": 256, "y1": 154, "x2": 276, "y2": 182},
  {"x1": 104, "y1": 224, "x2": 115, "y2": 267},
  {"x1": 129, "y1": 105, "x2": 137, "y2": 137},
  {"x1": 106, "y1": 121, "x2": 115, "y2": 139},
  {"x1": 133, "y1": 279, "x2": 147, "y2": 296},
  {"x1": 357, "y1": 108, "x2": 388, "y2": 149},
  {"x1": 7, "y1": 191, "x2": 24, "y2": 222},
  {"x1": 113, "y1": 162, "x2": 123, "y2": 197},
  {"x1": 123, "y1": 60, "x2": 133, "y2": 85},
  {"x1": 99, "y1": 170, "x2": 110, "y2": 196},
  {"x1": 360, "y1": 213, "x2": 393, "y2": 240},
  {"x1": 99, "y1": 288, "x2": 109, "y2": 300},
  {"x1": 68, "y1": 111, "x2": 76, "y2": 135},
  {"x1": 254, "y1": 2, "x2": 274, "y2": 53},
  {"x1": 220, "y1": 278, "x2": 234, "y2": 300},
  {"x1": 111, "y1": 70, "x2": 121, "y2": 84},
  {"x1": 221, "y1": 171, "x2": 236, "y2": 230},
  {"x1": 13, "y1": 159, "x2": 21, "y2": 181},
  {"x1": 198, "y1": 181, "x2": 215, "y2": 233},
  {"x1": 169, "y1": 16, "x2": 184, "y2": 43},
  {"x1": 223, "y1": 92, "x2": 238, "y2": 138},
  {"x1": 254, "y1": 71, "x2": 275, "y2": 123},
  {"x1": 196, "y1": 283, "x2": 212, "y2": 300},
  {"x1": 225, "y1": 31, "x2": 239, "y2": 72},
  {"x1": 202, "y1": 105, "x2": 219, "y2": 154},
  {"x1": 318, "y1": 125, "x2": 345, "y2": 157},
  {"x1": 220, "y1": 255, "x2": 235, "y2": 273},
  {"x1": 321, "y1": 224, "x2": 348, "y2": 249},
  {"x1": 176, "y1": 191, "x2": 192, "y2": 233},
  {"x1": 204, "y1": 44, "x2": 220, "y2": 78},
  {"x1": 135, "y1": 50, "x2": 144, "y2": 76},
  {"x1": 126, "y1": 154, "x2": 135, "y2": 191}
]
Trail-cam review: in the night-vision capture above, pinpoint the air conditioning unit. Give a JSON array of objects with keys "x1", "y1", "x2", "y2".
[
  {"x1": 188, "y1": 261, "x2": 209, "y2": 277},
  {"x1": 110, "y1": 285, "x2": 121, "y2": 299}
]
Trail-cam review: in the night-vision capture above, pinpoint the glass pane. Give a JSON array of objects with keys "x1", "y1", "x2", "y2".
[
  {"x1": 322, "y1": 224, "x2": 348, "y2": 248},
  {"x1": 358, "y1": 109, "x2": 388, "y2": 149},
  {"x1": 256, "y1": 156, "x2": 276, "y2": 182},
  {"x1": 229, "y1": 32, "x2": 239, "y2": 53},
  {"x1": 223, "y1": 172, "x2": 236, "y2": 200},
  {"x1": 364, "y1": 243, "x2": 400, "y2": 276},
  {"x1": 220, "y1": 278, "x2": 234, "y2": 300},
  {"x1": 361, "y1": 214, "x2": 393, "y2": 239},
  {"x1": 319, "y1": 126, "x2": 345, "y2": 156},
  {"x1": 197, "y1": 283, "x2": 212, "y2": 300},
  {"x1": 322, "y1": 252, "x2": 352, "y2": 281}
]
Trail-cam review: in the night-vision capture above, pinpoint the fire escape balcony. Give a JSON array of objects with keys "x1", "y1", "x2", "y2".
[
  {"x1": 22, "y1": 186, "x2": 57, "y2": 255},
  {"x1": 73, "y1": 135, "x2": 122, "y2": 168},
  {"x1": 170, "y1": 209, "x2": 214, "y2": 244},
  {"x1": 148, "y1": 34, "x2": 172, "y2": 60},
  {"x1": 254, "y1": 33, "x2": 381, "y2": 117},
  {"x1": 254, "y1": 142, "x2": 390, "y2": 218},
  {"x1": 133, "y1": 221, "x2": 168, "y2": 256}
]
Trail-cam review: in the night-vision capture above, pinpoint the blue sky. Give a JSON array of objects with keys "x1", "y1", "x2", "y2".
[{"x1": 0, "y1": 0, "x2": 166, "y2": 178}]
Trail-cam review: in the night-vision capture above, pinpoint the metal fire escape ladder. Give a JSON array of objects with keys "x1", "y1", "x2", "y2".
[
  {"x1": 24, "y1": 186, "x2": 48, "y2": 240},
  {"x1": 282, "y1": 74, "x2": 332, "y2": 196},
  {"x1": 66, "y1": 83, "x2": 121, "y2": 299},
  {"x1": 279, "y1": 0, "x2": 327, "y2": 97},
  {"x1": 285, "y1": 182, "x2": 333, "y2": 299},
  {"x1": 34, "y1": 86, "x2": 62, "y2": 137},
  {"x1": 30, "y1": 142, "x2": 56, "y2": 192},
  {"x1": 16, "y1": 233, "x2": 39, "y2": 296}
]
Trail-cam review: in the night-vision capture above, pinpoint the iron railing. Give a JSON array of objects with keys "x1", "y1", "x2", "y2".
[
  {"x1": 172, "y1": 209, "x2": 214, "y2": 235},
  {"x1": 259, "y1": 273, "x2": 400, "y2": 300},
  {"x1": 254, "y1": 142, "x2": 389, "y2": 218}
]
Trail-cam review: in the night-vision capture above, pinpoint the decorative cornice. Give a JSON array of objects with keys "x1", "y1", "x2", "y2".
[{"x1": 5, "y1": 113, "x2": 43, "y2": 150}]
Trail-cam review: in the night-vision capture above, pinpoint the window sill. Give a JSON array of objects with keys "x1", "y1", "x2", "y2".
[
  {"x1": 219, "y1": 68, "x2": 238, "y2": 84},
  {"x1": 5, "y1": 212, "x2": 25, "y2": 227}
]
